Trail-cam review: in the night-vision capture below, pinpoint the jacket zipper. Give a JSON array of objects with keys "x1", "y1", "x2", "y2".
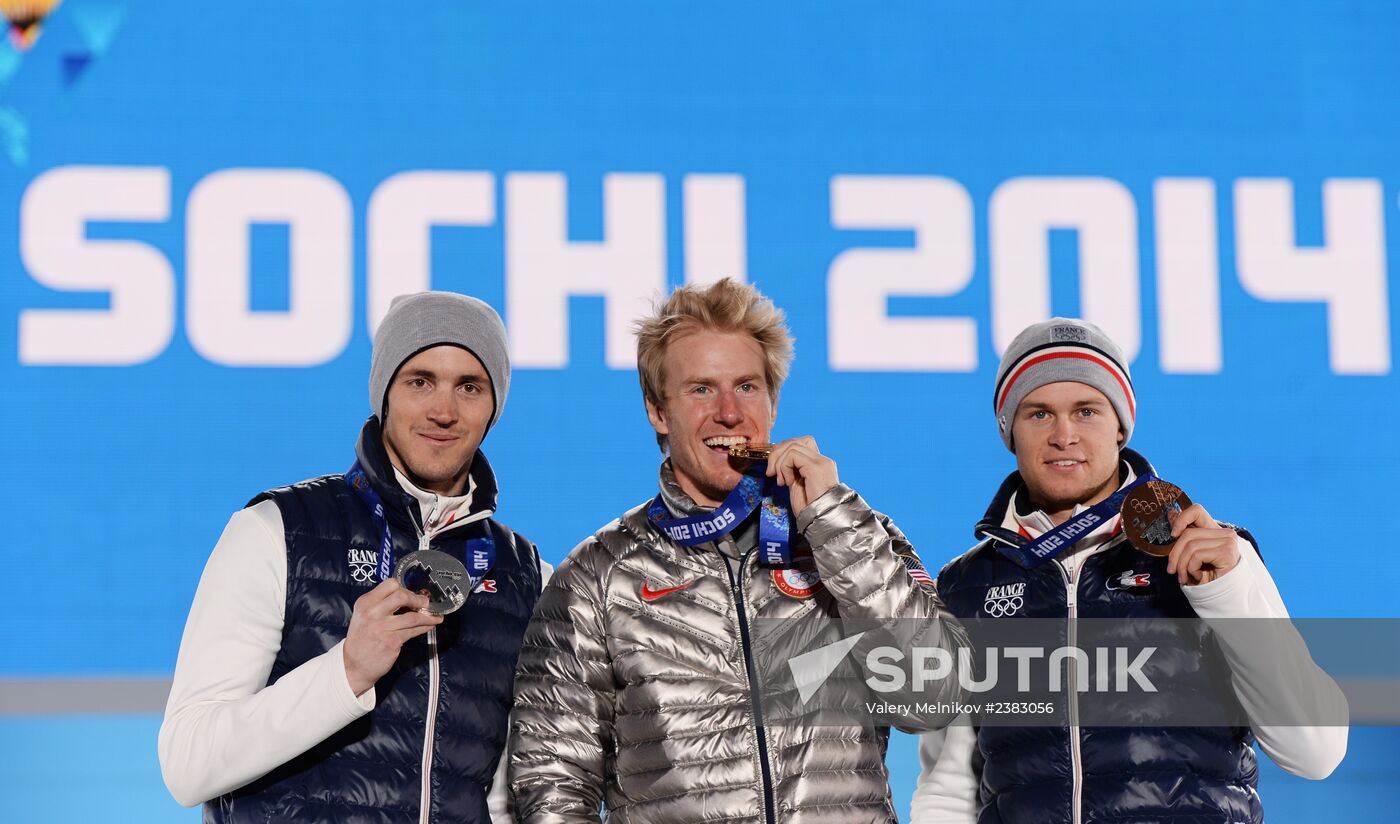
[
  {"x1": 725, "y1": 548, "x2": 778, "y2": 824},
  {"x1": 417, "y1": 529, "x2": 441, "y2": 824},
  {"x1": 400, "y1": 487, "x2": 491, "y2": 823},
  {"x1": 990, "y1": 511, "x2": 1127, "y2": 824},
  {"x1": 1056, "y1": 557, "x2": 1082, "y2": 824}
]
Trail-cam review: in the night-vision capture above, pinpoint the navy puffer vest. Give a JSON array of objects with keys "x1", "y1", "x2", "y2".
[
  {"x1": 935, "y1": 449, "x2": 1262, "y2": 824},
  {"x1": 207, "y1": 419, "x2": 541, "y2": 824}
]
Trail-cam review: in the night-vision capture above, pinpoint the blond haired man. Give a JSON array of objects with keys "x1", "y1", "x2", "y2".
[{"x1": 509, "y1": 278, "x2": 967, "y2": 824}]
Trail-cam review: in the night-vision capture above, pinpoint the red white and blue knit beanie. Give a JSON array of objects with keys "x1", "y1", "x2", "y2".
[{"x1": 994, "y1": 317, "x2": 1135, "y2": 452}]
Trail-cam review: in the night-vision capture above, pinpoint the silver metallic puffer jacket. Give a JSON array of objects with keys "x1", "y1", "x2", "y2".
[{"x1": 510, "y1": 480, "x2": 969, "y2": 824}]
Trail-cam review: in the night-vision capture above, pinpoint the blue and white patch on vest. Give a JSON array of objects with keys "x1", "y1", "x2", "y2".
[
  {"x1": 983, "y1": 582, "x2": 1025, "y2": 617},
  {"x1": 347, "y1": 547, "x2": 378, "y2": 584}
]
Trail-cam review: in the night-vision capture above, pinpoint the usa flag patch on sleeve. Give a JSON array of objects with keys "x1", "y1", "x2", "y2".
[{"x1": 899, "y1": 553, "x2": 935, "y2": 588}]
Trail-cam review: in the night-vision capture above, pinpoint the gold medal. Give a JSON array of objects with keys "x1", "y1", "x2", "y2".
[
  {"x1": 1120, "y1": 480, "x2": 1192, "y2": 558},
  {"x1": 728, "y1": 443, "x2": 773, "y2": 460}
]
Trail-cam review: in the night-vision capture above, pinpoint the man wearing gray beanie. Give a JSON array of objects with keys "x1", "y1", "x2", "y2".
[
  {"x1": 912, "y1": 317, "x2": 1347, "y2": 824},
  {"x1": 161, "y1": 291, "x2": 550, "y2": 824}
]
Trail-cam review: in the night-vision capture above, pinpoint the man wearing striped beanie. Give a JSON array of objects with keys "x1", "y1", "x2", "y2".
[
  {"x1": 992, "y1": 318, "x2": 1138, "y2": 516},
  {"x1": 911, "y1": 317, "x2": 1348, "y2": 824}
]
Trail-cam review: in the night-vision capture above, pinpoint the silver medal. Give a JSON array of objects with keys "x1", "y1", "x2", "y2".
[{"x1": 394, "y1": 549, "x2": 470, "y2": 615}]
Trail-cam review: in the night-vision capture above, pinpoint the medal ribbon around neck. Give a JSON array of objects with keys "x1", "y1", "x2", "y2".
[
  {"x1": 345, "y1": 461, "x2": 496, "y2": 586},
  {"x1": 647, "y1": 462, "x2": 796, "y2": 567},
  {"x1": 997, "y1": 472, "x2": 1160, "y2": 569}
]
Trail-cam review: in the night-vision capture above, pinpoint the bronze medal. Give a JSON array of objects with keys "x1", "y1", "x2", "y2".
[{"x1": 1120, "y1": 480, "x2": 1192, "y2": 557}]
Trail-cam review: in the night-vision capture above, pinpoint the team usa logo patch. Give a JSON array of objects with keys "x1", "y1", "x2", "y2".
[
  {"x1": 1107, "y1": 570, "x2": 1152, "y2": 591},
  {"x1": 347, "y1": 547, "x2": 378, "y2": 584},
  {"x1": 983, "y1": 582, "x2": 1025, "y2": 617},
  {"x1": 773, "y1": 563, "x2": 824, "y2": 599}
]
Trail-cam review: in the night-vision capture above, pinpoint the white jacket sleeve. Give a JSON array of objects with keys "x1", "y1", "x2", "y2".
[
  {"x1": 910, "y1": 716, "x2": 979, "y2": 824},
  {"x1": 158, "y1": 501, "x2": 376, "y2": 807},
  {"x1": 1183, "y1": 535, "x2": 1349, "y2": 780}
]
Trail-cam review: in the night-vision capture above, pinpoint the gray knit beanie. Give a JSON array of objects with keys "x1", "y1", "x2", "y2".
[
  {"x1": 993, "y1": 317, "x2": 1135, "y2": 452},
  {"x1": 369, "y1": 292, "x2": 510, "y2": 430}
]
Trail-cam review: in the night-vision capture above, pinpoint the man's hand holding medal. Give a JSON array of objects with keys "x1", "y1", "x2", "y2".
[
  {"x1": 1120, "y1": 480, "x2": 1241, "y2": 586},
  {"x1": 1165, "y1": 503, "x2": 1242, "y2": 586},
  {"x1": 729, "y1": 435, "x2": 840, "y2": 516},
  {"x1": 344, "y1": 579, "x2": 442, "y2": 696}
]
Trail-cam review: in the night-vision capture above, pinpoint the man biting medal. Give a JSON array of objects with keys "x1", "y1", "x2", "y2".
[{"x1": 509, "y1": 277, "x2": 968, "y2": 824}]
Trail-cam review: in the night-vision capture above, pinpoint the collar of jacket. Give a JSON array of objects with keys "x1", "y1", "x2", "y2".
[
  {"x1": 973, "y1": 447, "x2": 1158, "y2": 549},
  {"x1": 658, "y1": 458, "x2": 708, "y2": 517},
  {"x1": 352, "y1": 415, "x2": 501, "y2": 533}
]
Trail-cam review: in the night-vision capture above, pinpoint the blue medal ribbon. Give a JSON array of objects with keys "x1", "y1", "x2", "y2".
[
  {"x1": 345, "y1": 461, "x2": 497, "y2": 589},
  {"x1": 648, "y1": 462, "x2": 796, "y2": 567},
  {"x1": 997, "y1": 472, "x2": 1159, "y2": 569},
  {"x1": 346, "y1": 462, "x2": 395, "y2": 581},
  {"x1": 464, "y1": 536, "x2": 496, "y2": 584}
]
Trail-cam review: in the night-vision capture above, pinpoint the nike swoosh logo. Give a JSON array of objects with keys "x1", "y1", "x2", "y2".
[{"x1": 640, "y1": 579, "x2": 695, "y2": 602}]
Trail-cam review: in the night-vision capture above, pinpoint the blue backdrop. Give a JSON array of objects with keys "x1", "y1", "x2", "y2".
[{"x1": 2, "y1": 2, "x2": 1397, "y2": 820}]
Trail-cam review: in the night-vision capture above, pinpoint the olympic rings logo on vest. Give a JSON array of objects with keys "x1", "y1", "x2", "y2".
[
  {"x1": 983, "y1": 583, "x2": 1026, "y2": 617},
  {"x1": 347, "y1": 547, "x2": 378, "y2": 584}
]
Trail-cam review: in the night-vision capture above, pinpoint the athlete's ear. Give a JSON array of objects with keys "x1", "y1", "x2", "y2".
[{"x1": 645, "y1": 395, "x2": 669, "y2": 437}]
